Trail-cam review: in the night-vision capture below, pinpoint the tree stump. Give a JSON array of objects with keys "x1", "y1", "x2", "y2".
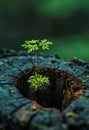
[{"x1": 0, "y1": 49, "x2": 89, "y2": 130}]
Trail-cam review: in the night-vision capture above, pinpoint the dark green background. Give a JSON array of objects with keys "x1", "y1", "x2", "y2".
[{"x1": 0, "y1": 0, "x2": 89, "y2": 61}]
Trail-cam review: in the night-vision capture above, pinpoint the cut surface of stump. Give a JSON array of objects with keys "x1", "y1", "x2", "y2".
[
  {"x1": 16, "y1": 67, "x2": 83, "y2": 111},
  {"x1": 0, "y1": 49, "x2": 89, "y2": 130}
]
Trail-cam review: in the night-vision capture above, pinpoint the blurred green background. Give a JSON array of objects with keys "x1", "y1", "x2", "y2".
[{"x1": 0, "y1": 0, "x2": 89, "y2": 61}]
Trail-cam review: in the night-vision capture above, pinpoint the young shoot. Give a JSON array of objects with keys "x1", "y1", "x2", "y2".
[
  {"x1": 27, "y1": 72, "x2": 50, "y2": 91},
  {"x1": 21, "y1": 39, "x2": 53, "y2": 91},
  {"x1": 22, "y1": 39, "x2": 53, "y2": 67}
]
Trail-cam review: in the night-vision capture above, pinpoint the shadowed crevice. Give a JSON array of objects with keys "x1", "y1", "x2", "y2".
[{"x1": 16, "y1": 67, "x2": 83, "y2": 111}]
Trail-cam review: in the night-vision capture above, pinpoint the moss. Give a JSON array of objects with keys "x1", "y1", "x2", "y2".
[{"x1": 66, "y1": 112, "x2": 77, "y2": 117}]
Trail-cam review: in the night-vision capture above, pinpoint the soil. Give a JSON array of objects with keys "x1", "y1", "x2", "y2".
[{"x1": 0, "y1": 49, "x2": 89, "y2": 130}]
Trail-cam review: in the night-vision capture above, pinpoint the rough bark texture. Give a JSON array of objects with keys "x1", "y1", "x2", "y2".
[{"x1": 0, "y1": 49, "x2": 89, "y2": 130}]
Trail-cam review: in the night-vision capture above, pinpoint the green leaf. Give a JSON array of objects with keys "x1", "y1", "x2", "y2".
[
  {"x1": 27, "y1": 72, "x2": 50, "y2": 91},
  {"x1": 66, "y1": 112, "x2": 76, "y2": 117},
  {"x1": 39, "y1": 39, "x2": 53, "y2": 50},
  {"x1": 82, "y1": 80, "x2": 86, "y2": 83},
  {"x1": 21, "y1": 39, "x2": 53, "y2": 66}
]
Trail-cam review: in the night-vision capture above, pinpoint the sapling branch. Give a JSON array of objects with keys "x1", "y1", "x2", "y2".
[{"x1": 22, "y1": 39, "x2": 53, "y2": 67}]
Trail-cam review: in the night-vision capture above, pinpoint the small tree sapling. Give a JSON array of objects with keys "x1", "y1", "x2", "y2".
[
  {"x1": 22, "y1": 39, "x2": 53, "y2": 67},
  {"x1": 21, "y1": 39, "x2": 53, "y2": 91}
]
